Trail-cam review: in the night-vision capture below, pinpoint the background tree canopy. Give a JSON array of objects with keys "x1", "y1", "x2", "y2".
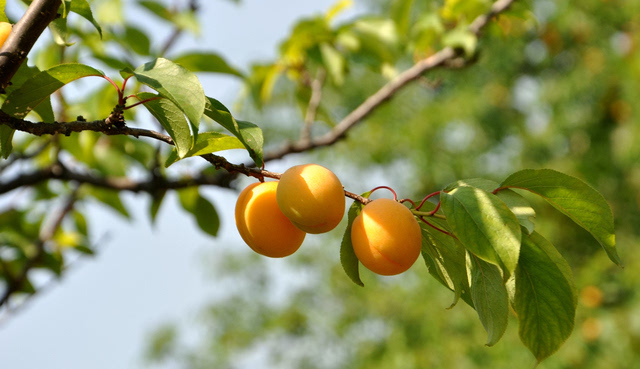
[{"x1": 0, "y1": 0, "x2": 638, "y2": 368}]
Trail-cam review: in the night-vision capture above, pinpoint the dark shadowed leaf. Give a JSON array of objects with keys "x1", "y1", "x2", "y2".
[
  {"x1": 514, "y1": 231, "x2": 577, "y2": 363},
  {"x1": 466, "y1": 252, "x2": 509, "y2": 346},
  {"x1": 340, "y1": 199, "x2": 367, "y2": 287}
]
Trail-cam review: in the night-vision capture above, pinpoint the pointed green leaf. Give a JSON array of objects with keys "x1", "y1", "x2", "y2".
[
  {"x1": 204, "y1": 97, "x2": 264, "y2": 166},
  {"x1": 319, "y1": 43, "x2": 345, "y2": 85},
  {"x1": 70, "y1": 0, "x2": 103, "y2": 38},
  {"x1": 173, "y1": 52, "x2": 244, "y2": 78},
  {"x1": 137, "y1": 92, "x2": 192, "y2": 159},
  {"x1": 514, "y1": 231, "x2": 577, "y2": 362},
  {"x1": 88, "y1": 187, "x2": 130, "y2": 218},
  {"x1": 165, "y1": 132, "x2": 244, "y2": 167},
  {"x1": 132, "y1": 58, "x2": 205, "y2": 136},
  {"x1": 0, "y1": 63, "x2": 103, "y2": 158},
  {"x1": 441, "y1": 186, "x2": 521, "y2": 277},
  {"x1": 340, "y1": 199, "x2": 367, "y2": 287},
  {"x1": 178, "y1": 188, "x2": 219, "y2": 237},
  {"x1": 445, "y1": 178, "x2": 536, "y2": 234},
  {"x1": 2, "y1": 63, "x2": 104, "y2": 118},
  {"x1": 421, "y1": 222, "x2": 473, "y2": 309},
  {"x1": 500, "y1": 169, "x2": 621, "y2": 266},
  {"x1": 149, "y1": 189, "x2": 167, "y2": 225},
  {"x1": 122, "y1": 25, "x2": 150, "y2": 56},
  {"x1": 466, "y1": 252, "x2": 509, "y2": 346}
]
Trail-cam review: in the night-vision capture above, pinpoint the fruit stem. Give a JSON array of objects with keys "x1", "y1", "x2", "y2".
[
  {"x1": 369, "y1": 186, "x2": 398, "y2": 201},
  {"x1": 416, "y1": 191, "x2": 440, "y2": 210},
  {"x1": 124, "y1": 96, "x2": 162, "y2": 110},
  {"x1": 399, "y1": 198, "x2": 417, "y2": 207}
]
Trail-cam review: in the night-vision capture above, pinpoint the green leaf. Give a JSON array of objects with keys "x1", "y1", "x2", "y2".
[
  {"x1": 178, "y1": 188, "x2": 220, "y2": 237},
  {"x1": 340, "y1": 199, "x2": 367, "y2": 287},
  {"x1": 70, "y1": 0, "x2": 103, "y2": 37},
  {"x1": 2, "y1": 63, "x2": 104, "y2": 119},
  {"x1": 137, "y1": 0, "x2": 172, "y2": 22},
  {"x1": 204, "y1": 97, "x2": 264, "y2": 166},
  {"x1": 137, "y1": 92, "x2": 192, "y2": 159},
  {"x1": 74, "y1": 245, "x2": 95, "y2": 255},
  {"x1": 173, "y1": 52, "x2": 244, "y2": 78},
  {"x1": 72, "y1": 210, "x2": 88, "y2": 237},
  {"x1": 49, "y1": 17, "x2": 73, "y2": 46},
  {"x1": 0, "y1": 63, "x2": 104, "y2": 158},
  {"x1": 165, "y1": 132, "x2": 244, "y2": 167},
  {"x1": 88, "y1": 187, "x2": 130, "y2": 218},
  {"x1": 319, "y1": 43, "x2": 345, "y2": 85},
  {"x1": 421, "y1": 218, "x2": 473, "y2": 309},
  {"x1": 390, "y1": 0, "x2": 415, "y2": 35},
  {"x1": 500, "y1": 169, "x2": 621, "y2": 266},
  {"x1": 445, "y1": 178, "x2": 536, "y2": 234},
  {"x1": 441, "y1": 186, "x2": 521, "y2": 278},
  {"x1": 0, "y1": 0, "x2": 8, "y2": 22},
  {"x1": 149, "y1": 189, "x2": 167, "y2": 225},
  {"x1": 514, "y1": 231, "x2": 577, "y2": 363},
  {"x1": 466, "y1": 252, "x2": 509, "y2": 346},
  {"x1": 122, "y1": 25, "x2": 150, "y2": 55},
  {"x1": 132, "y1": 58, "x2": 205, "y2": 137},
  {"x1": 443, "y1": 24, "x2": 477, "y2": 56}
]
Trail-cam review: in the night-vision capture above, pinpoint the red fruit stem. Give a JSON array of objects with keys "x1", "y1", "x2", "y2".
[
  {"x1": 124, "y1": 96, "x2": 162, "y2": 110},
  {"x1": 369, "y1": 186, "x2": 398, "y2": 201},
  {"x1": 416, "y1": 191, "x2": 440, "y2": 210},
  {"x1": 399, "y1": 198, "x2": 417, "y2": 208},
  {"x1": 427, "y1": 201, "x2": 441, "y2": 216}
]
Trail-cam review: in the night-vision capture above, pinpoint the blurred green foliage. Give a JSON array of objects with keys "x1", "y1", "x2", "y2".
[{"x1": 144, "y1": 0, "x2": 639, "y2": 367}]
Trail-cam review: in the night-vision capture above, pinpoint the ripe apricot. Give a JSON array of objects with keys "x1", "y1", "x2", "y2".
[
  {"x1": 0, "y1": 22, "x2": 11, "y2": 48},
  {"x1": 351, "y1": 198, "x2": 422, "y2": 276},
  {"x1": 235, "y1": 181, "x2": 306, "y2": 258},
  {"x1": 276, "y1": 164, "x2": 345, "y2": 234}
]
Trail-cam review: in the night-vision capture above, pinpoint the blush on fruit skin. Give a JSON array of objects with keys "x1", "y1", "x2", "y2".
[
  {"x1": 351, "y1": 198, "x2": 422, "y2": 276},
  {"x1": 0, "y1": 22, "x2": 12, "y2": 48},
  {"x1": 276, "y1": 164, "x2": 345, "y2": 234},
  {"x1": 235, "y1": 181, "x2": 306, "y2": 258}
]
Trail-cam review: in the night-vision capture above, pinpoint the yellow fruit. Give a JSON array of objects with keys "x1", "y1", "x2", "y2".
[
  {"x1": 351, "y1": 198, "x2": 422, "y2": 276},
  {"x1": 276, "y1": 164, "x2": 345, "y2": 234},
  {"x1": 235, "y1": 181, "x2": 306, "y2": 258},
  {"x1": 0, "y1": 22, "x2": 12, "y2": 49}
]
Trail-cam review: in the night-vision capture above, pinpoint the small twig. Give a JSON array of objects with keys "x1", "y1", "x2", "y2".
[
  {"x1": 263, "y1": 0, "x2": 517, "y2": 161},
  {"x1": 300, "y1": 69, "x2": 326, "y2": 144}
]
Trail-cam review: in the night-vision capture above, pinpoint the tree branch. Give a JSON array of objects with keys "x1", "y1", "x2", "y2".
[
  {"x1": 263, "y1": 0, "x2": 517, "y2": 161},
  {"x1": 0, "y1": 0, "x2": 63, "y2": 93}
]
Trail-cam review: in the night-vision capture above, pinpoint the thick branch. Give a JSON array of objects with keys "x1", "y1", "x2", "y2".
[
  {"x1": 263, "y1": 0, "x2": 517, "y2": 161},
  {"x1": 0, "y1": 0, "x2": 63, "y2": 93}
]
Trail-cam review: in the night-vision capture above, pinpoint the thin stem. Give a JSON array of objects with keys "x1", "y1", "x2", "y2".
[
  {"x1": 416, "y1": 191, "x2": 441, "y2": 210},
  {"x1": 369, "y1": 186, "x2": 398, "y2": 201},
  {"x1": 124, "y1": 96, "x2": 162, "y2": 110},
  {"x1": 399, "y1": 198, "x2": 417, "y2": 208}
]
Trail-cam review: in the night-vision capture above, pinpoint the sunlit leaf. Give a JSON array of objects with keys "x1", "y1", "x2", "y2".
[
  {"x1": 441, "y1": 186, "x2": 521, "y2": 277},
  {"x1": 173, "y1": 52, "x2": 244, "y2": 78},
  {"x1": 70, "y1": 0, "x2": 103, "y2": 38},
  {"x1": 500, "y1": 169, "x2": 621, "y2": 266},
  {"x1": 165, "y1": 132, "x2": 244, "y2": 167},
  {"x1": 131, "y1": 58, "x2": 205, "y2": 137},
  {"x1": 204, "y1": 97, "x2": 263, "y2": 166}
]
